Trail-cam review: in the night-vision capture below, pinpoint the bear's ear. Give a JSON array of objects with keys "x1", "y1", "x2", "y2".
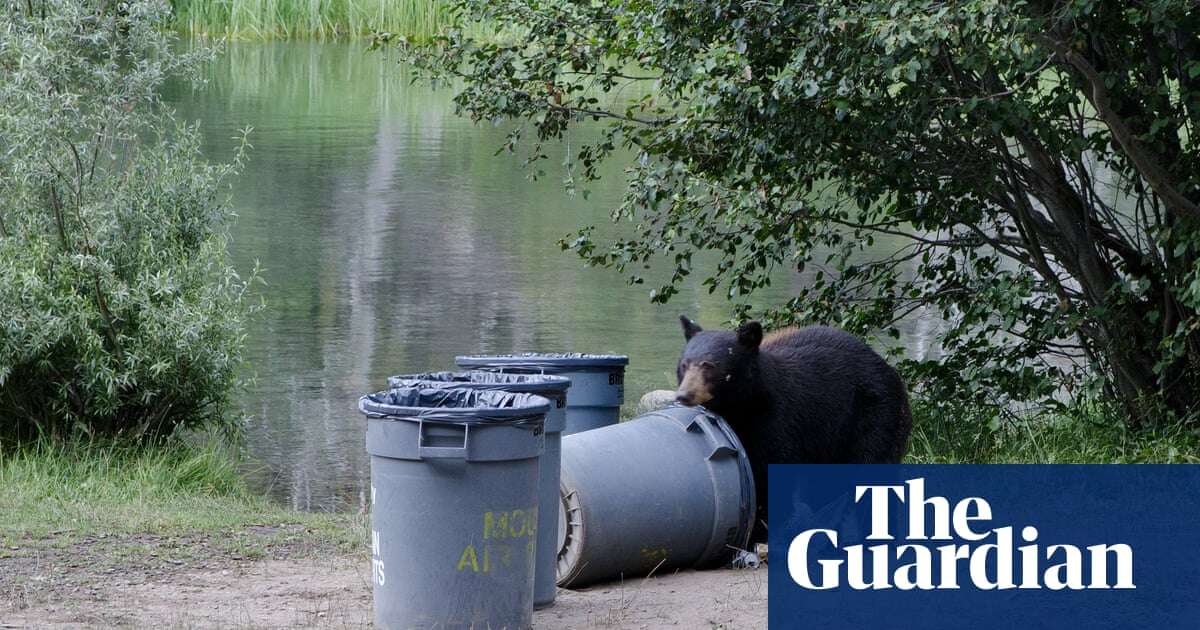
[
  {"x1": 680, "y1": 315, "x2": 702, "y2": 340},
  {"x1": 736, "y1": 321, "x2": 763, "y2": 349}
]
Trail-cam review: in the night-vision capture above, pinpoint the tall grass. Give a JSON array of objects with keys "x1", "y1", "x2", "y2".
[
  {"x1": 170, "y1": 0, "x2": 455, "y2": 40},
  {"x1": 0, "y1": 439, "x2": 355, "y2": 541},
  {"x1": 906, "y1": 402, "x2": 1200, "y2": 464}
]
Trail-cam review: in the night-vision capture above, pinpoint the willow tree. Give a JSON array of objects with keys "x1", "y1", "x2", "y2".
[
  {"x1": 0, "y1": 1, "x2": 253, "y2": 441},
  {"x1": 397, "y1": 1, "x2": 1200, "y2": 423}
]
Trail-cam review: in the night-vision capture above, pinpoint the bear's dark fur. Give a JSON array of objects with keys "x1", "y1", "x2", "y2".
[{"x1": 675, "y1": 316, "x2": 912, "y2": 541}]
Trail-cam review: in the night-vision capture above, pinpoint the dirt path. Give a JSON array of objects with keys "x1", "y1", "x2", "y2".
[{"x1": 0, "y1": 528, "x2": 766, "y2": 629}]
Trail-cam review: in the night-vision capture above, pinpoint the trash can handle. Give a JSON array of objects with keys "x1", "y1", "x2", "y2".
[
  {"x1": 494, "y1": 366, "x2": 545, "y2": 375},
  {"x1": 688, "y1": 416, "x2": 736, "y2": 460},
  {"x1": 417, "y1": 421, "x2": 470, "y2": 459}
]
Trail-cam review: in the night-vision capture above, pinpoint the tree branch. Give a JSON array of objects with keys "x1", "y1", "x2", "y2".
[{"x1": 1042, "y1": 36, "x2": 1200, "y2": 222}]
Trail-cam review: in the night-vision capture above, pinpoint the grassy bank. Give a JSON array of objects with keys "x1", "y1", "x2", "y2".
[
  {"x1": 907, "y1": 403, "x2": 1200, "y2": 464},
  {"x1": 169, "y1": 0, "x2": 454, "y2": 40},
  {"x1": 2, "y1": 407, "x2": 1195, "y2": 547},
  {"x1": 0, "y1": 440, "x2": 364, "y2": 552}
]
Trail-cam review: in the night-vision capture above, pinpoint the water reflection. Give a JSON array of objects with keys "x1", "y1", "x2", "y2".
[{"x1": 169, "y1": 41, "x2": 932, "y2": 511}]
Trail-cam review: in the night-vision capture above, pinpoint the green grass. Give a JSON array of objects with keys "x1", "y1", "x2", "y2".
[
  {"x1": 169, "y1": 0, "x2": 457, "y2": 40},
  {"x1": 907, "y1": 402, "x2": 1200, "y2": 464},
  {"x1": 0, "y1": 438, "x2": 363, "y2": 550},
  {"x1": 2, "y1": 401, "x2": 1195, "y2": 553}
]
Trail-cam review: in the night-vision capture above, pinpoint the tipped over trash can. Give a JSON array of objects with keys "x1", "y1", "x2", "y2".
[
  {"x1": 387, "y1": 371, "x2": 571, "y2": 609},
  {"x1": 455, "y1": 353, "x2": 629, "y2": 435},
  {"x1": 556, "y1": 404, "x2": 756, "y2": 588},
  {"x1": 359, "y1": 387, "x2": 549, "y2": 630}
]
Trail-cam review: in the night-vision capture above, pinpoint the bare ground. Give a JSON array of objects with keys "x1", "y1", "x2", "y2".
[{"x1": 0, "y1": 527, "x2": 766, "y2": 629}]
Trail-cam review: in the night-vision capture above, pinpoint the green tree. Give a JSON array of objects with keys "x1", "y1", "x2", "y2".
[
  {"x1": 398, "y1": 0, "x2": 1200, "y2": 424},
  {"x1": 0, "y1": 0, "x2": 255, "y2": 441}
]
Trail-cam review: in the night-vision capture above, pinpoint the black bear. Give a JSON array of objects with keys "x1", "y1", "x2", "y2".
[{"x1": 675, "y1": 316, "x2": 912, "y2": 541}]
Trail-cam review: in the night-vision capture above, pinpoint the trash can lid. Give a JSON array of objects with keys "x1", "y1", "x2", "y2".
[
  {"x1": 387, "y1": 371, "x2": 570, "y2": 396},
  {"x1": 358, "y1": 387, "x2": 550, "y2": 426},
  {"x1": 455, "y1": 353, "x2": 629, "y2": 372}
]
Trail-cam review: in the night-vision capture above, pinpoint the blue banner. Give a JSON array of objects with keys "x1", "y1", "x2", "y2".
[{"x1": 768, "y1": 465, "x2": 1200, "y2": 629}]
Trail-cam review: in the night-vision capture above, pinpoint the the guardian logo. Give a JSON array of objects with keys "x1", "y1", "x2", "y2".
[{"x1": 788, "y1": 478, "x2": 1135, "y2": 591}]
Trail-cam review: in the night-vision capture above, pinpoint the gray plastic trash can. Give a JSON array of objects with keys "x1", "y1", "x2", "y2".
[
  {"x1": 556, "y1": 404, "x2": 755, "y2": 588},
  {"x1": 455, "y1": 353, "x2": 629, "y2": 435},
  {"x1": 386, "y1": 371, "x2": 570, "y2": 609},
  {"x1": 359, "y1": 387, "x2": 549, "y2": 630}
]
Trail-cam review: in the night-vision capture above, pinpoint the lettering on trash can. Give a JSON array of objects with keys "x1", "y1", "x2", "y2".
[
  {"x1": 640, "y1": 545, "x2": 671, "y2": 564},
  {"x1": 370, "y1": 484, "x2": 386, "y2": 586},
  {"x1": 609, "y1": 370, "x2": 625, "y2": 400},
  {"x1": 456, "y1": 507, "x2": 538, "y2": 574}
]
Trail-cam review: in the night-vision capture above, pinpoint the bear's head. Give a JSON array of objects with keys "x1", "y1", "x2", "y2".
[{"x1": 675, "y1": 315, "x2": 762, "y2": 415}]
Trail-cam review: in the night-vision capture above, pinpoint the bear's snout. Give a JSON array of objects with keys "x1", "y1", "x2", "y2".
[{"x1": 675, "y1": 367, "x2": 713, "y2": 407}]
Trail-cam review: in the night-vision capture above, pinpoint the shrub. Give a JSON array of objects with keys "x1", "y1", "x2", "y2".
[{"x1": 0, "y1": 0, "x2": 255, "y2": 441}]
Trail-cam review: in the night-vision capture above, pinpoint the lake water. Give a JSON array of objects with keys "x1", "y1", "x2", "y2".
[{"x1": 170, "y1": 41, "x2": 936, "y2": 511}]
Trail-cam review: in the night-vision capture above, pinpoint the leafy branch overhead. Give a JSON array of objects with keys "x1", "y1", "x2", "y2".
[{"x1": 397, "y1": 0, "x2": 1200, "y2": 423}]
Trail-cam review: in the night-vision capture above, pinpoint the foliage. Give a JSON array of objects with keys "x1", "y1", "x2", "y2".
[
  {"x1": 169, "y1": 0, "x2": 456, "y2": 40},
  {"x1": 906, "y1": 401, "x2": 1200, "y2": 464},
  {"x1": 0, "y1": 0, "x2": 256, "y2": 441},
  {"x1": 399, "y1": 0, "x2": 1200, "y2": 424}
]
